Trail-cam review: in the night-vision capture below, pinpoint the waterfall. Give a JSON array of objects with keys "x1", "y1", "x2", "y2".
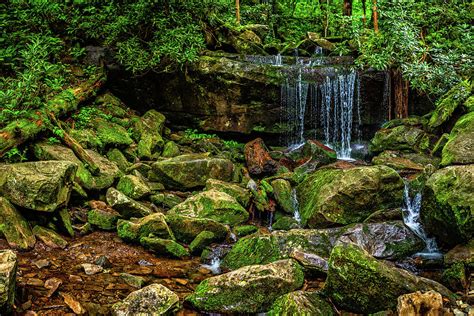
[
  {"x1": 244, "y1": 54, "x2": 282, "y2": 66},
  {"x1": 402, "y1": 181, "x2": 442, "y2": 259},
  {"x1": 291, "y1": 189, "x2": 301, "y2": 224}
]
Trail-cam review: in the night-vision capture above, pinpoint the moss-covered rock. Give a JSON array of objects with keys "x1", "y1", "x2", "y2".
[
  {"x1": 205, "y1": 178, "x2": 250, "y2": 207},
  {"x1": 287, "y1": 140, "x2": 337, "y2": 166},
  {"x1": 444, "y1": 239, "x2": 474, "y2": 267},
  {"x1": 168, "y1": 190, "x2": 248, "y2": 226},
  {"x1": 0, "y1": 161, "x2": 77, "y2": 212},
  {"x1": 0, "y1": 197, "x2": 35, "y2": 250},
  {"x1": 441, "y1": 111, "x2": 474, "y2": 166},
  {"x1": 323, "y1": 243, "x2": 453, "y2": 314},
  {"x1": 271, "y1": 179, "x2": 295, "y2": 214},
  {"x1": 165, "y1": 214, "x2": 228, "y2": 244},
  {"x1": 267, "y1": 291, "x2": 334, "y2": 316},
  {"x1": 116, "y1": 175, "x2": 151, "y2": 200},
  {"x1": 271, "y1": 216, "x2": 300, "y2": 230},
  {"x1": 140, "y1": 237, "x2": 189, "y2": 258},
  {"x1": 111, "y1": 284, "x2": 179, "y2": 315},
  {"x1": 369, "y1": 124, "x2": 434, "y2": 154},
  {"x1": 372, "y1": 150, "x2": 425, "y2": 171},
  {"x1": 106, "y1": 148, "x2": 131, "y2": 172},
  {"x1": 150, "y1": 193, "x2": 183, "y2": 209},
  {"x1": 0, "y1": 250, "x2": 17, "y2": 314},
  {"x1": 234, "y1": 225, "x2": 258, "y2": 237},
  {"x1": 133, "y1": 110, "x2": 166, "y2": 159},
  {"x1": 117, "y1": 213, "x2": 174, "y2": 243},
  {"x1": 421, "y1": 165, "x2": 474, "y2": 247},
  {"x1": 441, "y1": 262, "x2": 467, "y2": 292},
  {"x1": 106, "y1": 188, "x2": 153, "y2": 219},
  {"x1": 92, "y1": 118, "x2": 133, "y2": 148},
  {"x1": 88, "y1": 208, "x2": 121, "y2": 231},
  {"x1": 149, "y1": 154, "x2": 235, "y2": 190},
  {"x1": 296, "y1": 166, "x2": 404, "y2": 228},
  {"x1": 161, "y1": 141, "x2": 180, "y2": 158},
  {"x1": 189, "y1": 231, "x2": 216, "y2": 254},
  {"x1": 186, "y1": 259, "x2": 304, "y2": 313},
  {"x1": 32, "y1": 225, "x2": 68, "y2": 249}
]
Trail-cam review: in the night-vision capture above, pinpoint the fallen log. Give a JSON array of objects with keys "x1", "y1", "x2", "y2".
[
  {"x1": 0, "y1": 73, "x2": 106, "y2": 158},
  {"x1": 244, "y1": 138, "x2": 278, "y2": 176}
]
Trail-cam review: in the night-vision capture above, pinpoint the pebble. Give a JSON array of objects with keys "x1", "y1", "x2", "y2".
[
  {"x1": 60, "y1": 292, "x2": 86, "y2": 315},
  {"x1": 175, "y1": 278, "x2": 188, "y2": 285},
  {"x1": 69, "y1": 274, "x2": 83, "y2": 283},
  {"x1": 45, "y1": 277, "x2": 62, "y2": 297},
  {"x1": 32, "y1": 259, "x2": 50, "y2": 269},
  {"x1": 26, "y1": 278, "x2": 44, "y2": 287},
  {"x1": 81, "y1": 263, "x2": 103, "y2": 275},
  {"x1": 138, "y1": 259, "x2": 154, "y2": 266},
  {"x1": 95, "y1": 255, "x2": 112, "y2": 269}
]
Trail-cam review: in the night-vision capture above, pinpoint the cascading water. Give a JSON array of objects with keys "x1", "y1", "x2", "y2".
[
  {"x1": 291, "y1": 188, "x2": 301, "y2": 224},
  {"x1": 402, "y1": 181, "x2": 442, "y2": 259}
]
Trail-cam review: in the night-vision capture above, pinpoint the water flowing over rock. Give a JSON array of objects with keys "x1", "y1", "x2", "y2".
[
  {"x1": 0, "y1": 250, "x2": 17, "y2": 314},
  {"x1": 111, "y1": 284, "x2": 179, "y2": 316},
  {"x1": 296, "y1": 165, "x2": 404, "y2": 227},
  {"x1": 0, "y1": 161, "x2": 77, "y2": 212},
  {"x1": 0, "y1": 197, "x2": 36, "y2": 250},
  {"x1": 149, "y1": 154, "x2": 234, "y2": 189},
  {"x1": 186, "y1": 259, "x2": 304, "y2": 313},
  {"x1": 323, "y1": 243, "x2": 454, "y2": 314}
]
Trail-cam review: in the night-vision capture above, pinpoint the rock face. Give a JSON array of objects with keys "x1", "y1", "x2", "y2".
[
  {"x1": 267, "y1": 291, "x2": 334, "y2": 316},
  {"x1": 0, "y1": 161, "x2": 77, "y2": 212},
  {"x1": 441, "y1": 111, "x2": 474, "y2": 166},
  {"x1": 0, "y1": 197, "x2": 36, "y2": 250},
  {"x1": 168, "y1": 190, "x2": 249, "y2": 226},
  {"x1": 149, "y1": 154, "x2": 234, "y2": 189},
  {"x1": 111, "y1": 284, "x2": 179, "y2": 316},
  {"x1": 186, "y1": 259, "x2": 304, "y2": 313},
  {"x1": 324, "y1": 243, "x2": 453, "y2": 314},
  {"x1": 296, "y1": 166, "x2": 404, "y2": 227},
  {"x1": 422, "y1": 165, "x2": 474, "y2": 247},
  {"x1": 106, "y1": 188, "x2": 153, "y2": 218},
  {"x1": 0, "y1": 250, "x2": 17, "y2": 314}
]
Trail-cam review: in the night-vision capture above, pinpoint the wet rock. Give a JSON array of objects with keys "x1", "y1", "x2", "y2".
[
  {"x1": 186, "y1": 259, "x2": 304, "y2": 313},
  {"x1": 244, "y1": 138, "x2": 278, "y2": 176},
  {"x1": 267, "y1": 291, "x2": 334, "y2": 316},
  {"x1": 34, "y1": 142, "x2": 121, "y2": 191},
  {"x1": 271, "y1": 179, "x2": 294, "y2": 214},
  {"x1": 120, "y1": 273, "x2": 145, "y2": 289},
  {"x1": 60, "y1": 292, "x2": 86, "y2": 314},
  {"x1": 44, "y1": 277, "x2": 62, "y2": 297},
  {"x1": 324, "y1": 243, "x2": 454, "y2": 314},
  {"x1": 234, "y1": 225, "x2": 258, "y2": 237},
  {"x1": 168, "y1": 189, "x2": 249, "y2": 226},
  {"x1": 271, "y1": 216, "x2": 300, "y2": 230},
  {"x1": 32, "y1": 226, "x2": 68, "y2": 249},
  {"x1": 0, "y1": 250, "x2": 17, "y2": 314},
  {"x1": 111, "y1": 284, "x2": 179, "y2": 315},
  {"x1": 116, "y1": 175, "x2": 151, "y2": 200},
  {"x1": 0, "y1": 197, "x2": 36, "y2": 250},
  {"x1": 81, "y1": 263, "x2": 103, "y2": 275},
  {"x1": 189, "y1": 231, "x2": 217, "y2": 254},
  {"x1": 444, "y1": 240, "x2": 474, "y2": 267},
  {"x1": 287, "y1": 140, "x2": 337, "y2": 167},
  {"x1": 161, "y1": 141, "x2": 180, "y2": 158},
  {"x1": 117, "y1": 213, "x2": 174, "y2": 243},
  {"x1": 369, "y1": 123, "x2": 434, "y2": 154},
  {"x1": 140, "y1": 237, "x2": 189, "y2": 258},
  {"x1": 205, "y1": 179, "x2": 251, "y2": 207},
  {"x1": 95, "y1": 255, "x2": 112, "y2": 269},
  {"x1": 32, "y1": 259, "x2": 50, "y2": 269},
  {"x1": 442, "y1": 262, "x2": 468, "y2": 292},
  {"x1": 0, "y1": 161, "x2": 77, "y2": 212},
  {"x1": 106, "y1": 187, "x2": 153, "y2": 219},
  {"x1": 92, "y1": 118, "x2": 133, "y2": 148},
  {"x1": 149, "y1": 154, "x2": 234, "y2": 189},
  {"x1": 422, "y1": 165, "x2": 474, "y2": 247},
  {"x1": 150, "y1": 193, "x2": 183, "y2": 209},
  {"x1": 165, "y1": 214, "x2": 228, "y2": 244},
  {"x1": 297, "y1": 165, "x2": 404, "y2": 227},
  {"x1": 441, "y1": 111, "x2": 474, "y2": 166},
  {"x1": 397, "y1": 291, "x2": 444, "y2": 315},
  {"x1": 372, "y1": 150, "x2": 425, "y2": 171},
  {"x1": 87, "y1": 207, "x2": 121, "y2": 231}
]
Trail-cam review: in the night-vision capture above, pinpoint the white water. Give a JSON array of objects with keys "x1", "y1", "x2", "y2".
[
  {"x1": 402, "y1": 181, "x2": 442, "y2": 259},
  {"x1": 291, "y1": 188, "x2": 301, "y2": 224}
]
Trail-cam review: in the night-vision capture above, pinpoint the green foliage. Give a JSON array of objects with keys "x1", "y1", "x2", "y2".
[
  {"x1": 184, "y1": 129, "x2": 219, "y2": 140},
  {"x1": 47, "y1": 137, "x2": 61, "y2": 145},
  {"x1": 4, "y1": 147, "x2": 28, "y2": 163},
  {"x1": 72, "y1": 106, "x2": 112, "y2": 129}
]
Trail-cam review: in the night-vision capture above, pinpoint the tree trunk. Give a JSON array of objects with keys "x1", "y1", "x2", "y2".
[
  {"x1": 343, "y1": 0, "x2": 353, "y2": 16},
  {"x1": 362, "y1": 0, "x2": 367, "y2": 25},
  {"x1": 392, "y1": 69, "x2": 409, "y2": 119},
  {"x1": 372, "y1": 0, "x2": 379, "y2": 32},
  {"x1": 244, "y1": 138, "x2": 278, "y2": 176},
  {"x1": 0, "y1": 73, "x2": 106, "y2": 158},
  {"x1": 236, "y1": 0, "x2": 240, "y2": 24}
]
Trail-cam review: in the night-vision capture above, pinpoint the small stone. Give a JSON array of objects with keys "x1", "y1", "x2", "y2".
[
  {"x1": 95, "y1": 255, "x2": 112, "y2": 269},
  {"x1": 32, "y1": 259, "x2": 50, "y2": 269},
  {"x1": 81, "y1": 263, "x2": 103, "y2": 275},
  {"x1": 138, "y1": 259, "x2": 154, "y2": 266},
  {"x1": 26, "y1": 278, "x2": 44, "y2": 287},
  {"x1": 45, "y1": 277, "x2": 62, "y2": 297},
  {"x1": 175, "y1": 278, "x2": 188, "y2": 285},
  {"x1": 120, "y1": 273, "x2": 145, "y2": 289},
  {"x1": 32, "y1": 225, "x2": 68, "y2": 249},
  {"x1": 69, "y1": 275, "x2": 83, "y2": 283},
  {"x1": 60, "y1": 292, "x2": 86, "y2": 314}
]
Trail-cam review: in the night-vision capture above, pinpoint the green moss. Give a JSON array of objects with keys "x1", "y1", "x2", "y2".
[
  {"x1": 107, "y1": 149, "x2": 130, "y2": 171},
  {"x1": 189, "y1": 231, "x2": 216, "y2": 254},
  {"x1": 234, "y1": 225, "x2": 258, "y2": 237},
  {"x1": 88, "y1": 209, "x2": 121, "y2": 231},
  {"x1": 140, "y1": 237, "x2": 189, "y2": 258},
  {"x1": 442, "y1": 262, "x2": 467, "y2": 291}
]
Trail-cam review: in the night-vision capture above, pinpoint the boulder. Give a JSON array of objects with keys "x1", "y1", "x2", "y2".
[
  {"x1": 244, "y1": 138, "x2": 278, "y2": 176},
  {"x1": 234, "y1": 225, "x2": 258, "y2": 237},
  {"x1": 422, "y1": 165, "x2": 474, "y2": 247},
  {"x1": 186, "y1": 259, "x2": 304, "y2": 313},
  {"x1": 116, "y1": 175, "x2": 151, "y2": 200},
  {"x1": 91, "y1": 118, "x2": 133, "y2": 148},
  {"x1": 150, "y1": 193, "x2": 183, "y2": 209},
  {"x1": 205, "y1": 179, "x2": 250, "y2": 207},
  {"x1": 106, "y1": 148, "x2": 131, "y2": 172},
  {"x1": 168, "y1": 190, "x2": 249, "y2": 226},
  {"x1": 372, "y1": 150, "x2": 425, "y2": 171},
  {"x1": 271, "y1": 179, "x2": 295, "y2": 214},
  {"x1": 267, "y1": 291, "x2": 334, "y2": 316},
  {"x1": 444, "y1": 239, "x2": 474, "y2": 267},
  {"x1": 111, "y1": 284, "x2": 179, "y2": 315},
  {"x1": 140, "y1": 237, "x2": 189, "y2": 258},
  {"x1": 161, "y1": 141, "x2": 180, "y2": 158},
  {"x1": 296, "y1": 166, "x2": 404, "y2": 227},
  {"x1": 32, "y1": 226, "x2": 68, "y2": 249},
  {"x1": 117, "y1": 213, "x2": 174, "y2": 243},
  {"x1": 0, "y1": 250, "x2": 17, "y2": 314},
  {"x1": 134, "y1": 110, "x2": 166, "y2": 159},
  {"x1": 0, "y1": 160, "x2": 77, "y2": 212},
  {"x1": 0, "y1": 197, "x2": 36, "y2": 250},
  {"x1": 189, "y1": 231, "x2": 217, "y2": 254},
  {"x1": 441, "y1": 111, "x2": 474, "y2": 166},
  {"x1": 287, "y1": 140, "x2": 337, "y2": 166},
  {"x1": 397, "y1": 291, "x2": 444, "y2": 316},
  {"x1": 441, "y1": 262, "x2": 467, "y2": 291},
  {"x1": 88, "y1": 208, "x2": 121, "y2": 231},
  {"x1": 149, "y1": 154, "x2": 234, "y2": 189},
  {"x1": 324, "y1": 243, "x2": 453, "y2": 314},
  {"x1": 369, "y1": 125, "x2": 434, "y2": 154},
  {"x1": 271, "y1": 216, "x2": 300, "y2": 230},
  {"x1": 165, "y1": 214, "x2": 228, "y2": 244},
  {"x1": 106, "y1": 188, "x2": 153, "y2": 219}
]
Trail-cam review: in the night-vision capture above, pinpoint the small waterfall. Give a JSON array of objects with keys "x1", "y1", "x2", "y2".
[
  {"x1": 402, "y1": 181, "x2": 442, "y2": 259},
  {"x1": 268, "y1": 211, "x2": 274, "y2": 231},
  {"x1": 201, "y1": 245, "x2": 230, "y2": 275},
  {"x1": 244, "y1": 54, "x2": 282, "y2": 66},
  {"x1": 291, "y1": 189, "x2": 301, "y2": 224}
]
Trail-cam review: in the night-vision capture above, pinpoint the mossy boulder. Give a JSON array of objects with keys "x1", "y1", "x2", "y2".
[
  {"x1": 161, "y1": 141, "x2": 180, "y2": 158},
  {"x1": 444, "y1": 239, "x2": 474, "y2": 267},
  {"x1": 134, "y1": 110, "x2": 166, "y2": 159},
  {"x1": 421, "y1": 165, "x2": 474, "y2": 247},
  {"x1": 165, "y1": 214, "x2": 228, "y2": 244},
  {"x1": 0, "y1": 250, "x2": 17, "y2": 314},
  {"x1": 369, "y1": 125, "x2": 434, "y2": 154},
  {"x1": 106, "y1": 188, "x2": 153, "y2": 219},
  {"x1": 87, "y1": 208, "x2": 121, "y2": 231},
  {"x1": 116, "y1": 175, "x2": 151, "y2": 200},
  {"x1": 287, "y1": 140, "x2": 337, "y2": 166},
  {"x1": 372, "y1": 150, "x2": 425, "y2": 171},
  {"x1": 34, "y1": 142, "x2": 121, "y2": 191},
  {"x1": 117, "y1": 213, "x2": 174, "y2": 243},
  {"x1": 111, "y1": 284, "x2": 179, "y2": 316},
  {"x1": 186, "y1": 259, "x2": 304, "y2": 313},
  {"x1": 149, "y1": 154, "x2": 234, "y2": 190},
  {"x1": 441, "y1": 262, "x2": 467, "y2": 292},
  {"x1": 271, "y1": 179, "x2": 295, "y2": 214},
  {"x1": 0, "y1": 161, "x2": 77, "y2": 212},
  {"x1": 205, "y1": 179, "x2": 250, "y2": 207},
  {"x1": 140, "y1": 237, "x2": 189, "y2": 258},
  {"x1": 92, "y1": 118, "x2": 133, "y2": 148},
  {"x1": 271, "y1": 216, "x2": 300, "y2": 230},
  {"x1": 234, "y1": 225, "x2": 258, "y2": 237},
  {"x1": 32, "y1": 225, "x2": 68, "y2": 249},
  {"x1": 267, "y1": 291, "x2": 334, "y2": 316},
  {"x1": 189, "y1": 231, "x2": 217, "y2": 254},
  {"x1": 324, "y1": 243, "x2": 453, "y2": 314},
  {"x1": 441, "y1": 111, "x2": 474, "y2": 166},
  {"x1": 168, "y1": 190, "x2": 249, "y2": 226},
  {"x1": 150, "y1": 193, "x2": 183, "y2": 209},
  {"x1": 0, "y1": 197, "x2": 35, "y2": 250},
  {"x1": 106, "y1": 148, "x2": 131, "y2": 172},
  {"x1": 296, "y1": 166, "x2": 404, "y2": 228}
]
